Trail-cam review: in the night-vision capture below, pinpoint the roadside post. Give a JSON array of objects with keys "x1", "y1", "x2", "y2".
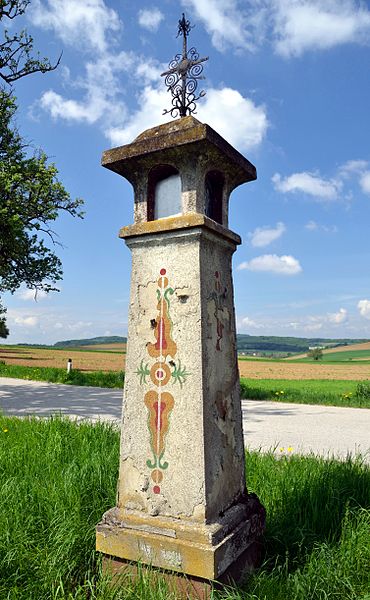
[{"x1": 96, "y1": 14, "x2": 265, "y2": 598}]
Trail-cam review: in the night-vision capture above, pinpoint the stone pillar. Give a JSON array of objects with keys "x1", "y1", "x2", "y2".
[{"x1": 96, "y1": 116, "x2": 265, "y2": 586}]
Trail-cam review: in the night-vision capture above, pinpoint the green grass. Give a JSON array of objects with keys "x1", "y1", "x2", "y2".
[
  {"x1": 0, "y1": 362, "x2": 124, "y2": 388},
  {"x1": 240, "y1": 377, "x2": 370, "y2": 408},
  {"x1": 0, "y1": 416, "x2": 369, "y2": 599}
]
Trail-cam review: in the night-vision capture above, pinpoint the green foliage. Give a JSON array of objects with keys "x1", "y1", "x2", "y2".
[
  {"x1": 355, "y1": 380, "x2": 370, "y2": 400},
  {"x1": 0, "y1": 91, "x2": 83, "y2": 335},
  {"x1": 236, "y1": 335, "x2": 367, "y2": 355},
  {"x1": 0, "y1": 301, "x2": 8, "y2": 338},
  {"x1": 0, "y1": 91, "x2": 84, "y2": 294},
  {"x1": 0, "y1": 363, "x2": 124, "y2": 388},
  {"x1": 307, "y1": 347, "x2": 323, "y2": 361},
  {"x1": 240, "y1": 378, "x2": 370, "y2": 408},
  {"x1": 0, "y1": 5, "x2": 82, "y2": 337},
  {"x1": 0, "y1": 1, "x2": 60, "y2": 85},
  {"x1": 0, "y1": 417, "x2": 369, "y2": 599}
]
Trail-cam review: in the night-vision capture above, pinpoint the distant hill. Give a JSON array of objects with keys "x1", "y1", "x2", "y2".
[
  {"x1": 236, "y1": 335, "x2": 369, "y2": 355},
  {"x1": 50, "y1": 334, "x2": 369, "y2": 354},
  {"x1": 53, "y1": 336, "x2": 127, "y2": 348}
]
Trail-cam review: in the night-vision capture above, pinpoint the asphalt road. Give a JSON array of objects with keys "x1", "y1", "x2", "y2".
[{"x1": 1, "y1": 377, "x2": 369, "y2": 463}]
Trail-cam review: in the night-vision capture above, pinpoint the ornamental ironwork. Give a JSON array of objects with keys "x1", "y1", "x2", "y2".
[{"x1": 161, "y1": 13, "x2": 208, "y2": 118}]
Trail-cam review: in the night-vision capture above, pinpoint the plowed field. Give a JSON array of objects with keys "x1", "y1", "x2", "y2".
[
  {"x1": 0, "y1": 346, "x2": 126, "y2": 372},
  {"x1": 238, "y1": 360, "x2": 370, "y2": 380}
]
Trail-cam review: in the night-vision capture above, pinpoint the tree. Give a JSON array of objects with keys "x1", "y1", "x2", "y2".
[
  {"x1": 0, "y1": 92, "x2": 84, "y2": 337},
  {"x1": 0, "y1": 3, "x2": 83, "y2": 338},
  {"x1": 307, "y1": 347, "x2": 323, "y2": 361},
  {"x1": 0, "y1": 1, "x2": 61, "y2": 84},
  {"x1": 0, "y1": 302, "x2": 9, "y2": 338}
]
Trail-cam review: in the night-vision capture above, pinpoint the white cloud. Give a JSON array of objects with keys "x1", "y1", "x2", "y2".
[
  {"x1": 305, "y1": 220, "x2": 318, "y2": 231},
  {"x1": 304, "y1": 321, "x2": 323, "y2": 332},
  {"x1": 249, "y1": 222, "x2": 286, "y2": 247},
  {"x1": 305, "y1": 220, "x2": 338, "y2": 233},
  {"x1": 29, "y1": 0, "x2": 121, "y2": 53},
  {"x1": 198, "y1": 88, "x2": 268, "y2": 151},
  {"x1": 17, "y1": 289, "x2": 49, "y2": 301},
  {"x1": 14, "y1": 315, "x2": 40, "y2": 327},
  {"x1": 39, "y1": 51, "x2": 165, "y2": 136},
  {"x1": 108, "y1": 86, "x2": 268, "y2": 152},
  {"x1": 273, "y1": 0, "x2": 370, "y2": 58},
  {"x1": 358, "y1": 299, "x2": 370, "y2": 320},
  {"x1": 360, "y1": 172, "x2": 370, "y2": 194},
  {"x1": 40, "y1": 52, "x2": 131, "y2": 125},
  {"x1": 181, "y1": 0, "x2": 255, "y2": 52},
  {"x1": 237, "y1": 254, "x2": 302, "y2": 275},
  {"x1": 41, "y1": 81, "x2": 267, "y2": 153},
  {"x1": 339, "y1": 159, "x2": 369, "y2": 176},
  {"x1": 67, "y1": 320, "x2": 93, "y2": 331},
  {"x1": 272, "y1": 171, "x2": 341, "y2": 200},
  {"x1": 138, "y1": 8, "x2": 164, "y2": 32},
  {"x1": 240, "y1": 316, "x2": 262, "y2": 329},
  {"x1": 107, "y1": 85, "x2": 169, "y2": 146},
  {"x1": 180, "y1": 0, "x2": 370, "y2": 56},
  {"x1": 275, "y1": 159, "x2": 370, "y2": 205},
  {"x1": 328, "y1": 308, "x2": 347, "y2": 324}
]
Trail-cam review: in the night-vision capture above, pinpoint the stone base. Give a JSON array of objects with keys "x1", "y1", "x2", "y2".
[
  {"x1": 96, "y1": 494, "x2": 265, "y2": 582},
  {"x1": 102, "y1": 540, "x2": 264, "y2": 600}
]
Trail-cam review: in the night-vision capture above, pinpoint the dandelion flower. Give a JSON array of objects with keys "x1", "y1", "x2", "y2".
[
  {"x1": 3, "y1": 428, "x2": 8, "y2": 433},
  {"x1": 287, "y1": 446, "x2": 293, "y2": 453}
]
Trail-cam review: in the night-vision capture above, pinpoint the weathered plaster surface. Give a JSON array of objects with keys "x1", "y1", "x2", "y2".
[{"x1": 119, "y1": 230, "x2": 206, "y2": 519}]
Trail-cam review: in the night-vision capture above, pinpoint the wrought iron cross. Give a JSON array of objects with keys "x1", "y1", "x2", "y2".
[{"x1": 161, "y1": 13, "x2": 208, "y2": 118}]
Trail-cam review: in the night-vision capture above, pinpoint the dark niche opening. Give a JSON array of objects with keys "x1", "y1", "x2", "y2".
[{"x1": 205, "y1": 170, "x2": 224, "y2": 225}]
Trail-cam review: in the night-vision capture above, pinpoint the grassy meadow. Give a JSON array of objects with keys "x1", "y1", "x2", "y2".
[
  {"x1": 0, "y1": 362, "x2": 124, "y2": 388},
  {"x1": 0, "y1": 416, "x2": 369, "y2": 600},
  {"x1": 240, "y1": 377, "x2": 370, "y2": 408}
]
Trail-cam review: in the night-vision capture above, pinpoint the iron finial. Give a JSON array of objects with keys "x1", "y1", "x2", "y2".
[{"x1": 161, "y1": 13, "x2": 208, "y2": 118}]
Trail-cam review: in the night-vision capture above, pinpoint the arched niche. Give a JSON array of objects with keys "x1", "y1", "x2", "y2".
[
  {"x1": 204, "y1": 170, "x2": 224, "y2": 225},
  {"x1": 147, "y1": 165, "x2": 182, "y2": 221}
]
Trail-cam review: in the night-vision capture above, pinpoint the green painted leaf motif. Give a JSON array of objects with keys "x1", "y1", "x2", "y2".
[
  {"x1": 158, "y1": 451, "x2": 169, "y2": 470},
  {"x1": 171, "y1": 359, "x2": 190, "y2": 388},
  {"x1": 136, "y1": 359, "x2": 150, "y2": 384},
  {"x1": 146, "y1": 454, "x2": 157, "y2": 469},
  {"x1": 164, "y1": 287, "x2": 174, "y2": 306}
]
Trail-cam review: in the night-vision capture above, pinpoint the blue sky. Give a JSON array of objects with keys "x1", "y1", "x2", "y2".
[{"x1": 2, "y1": 0, "x2": 370, "y2": 344}]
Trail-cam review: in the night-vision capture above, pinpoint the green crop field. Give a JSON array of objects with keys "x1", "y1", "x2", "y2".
[
  {"x1": 317, "y1": 349, "x2": 370, "y2": 361},
  {"x1": 291, "y1": 349, "x2": 370, "y2": 363}
]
